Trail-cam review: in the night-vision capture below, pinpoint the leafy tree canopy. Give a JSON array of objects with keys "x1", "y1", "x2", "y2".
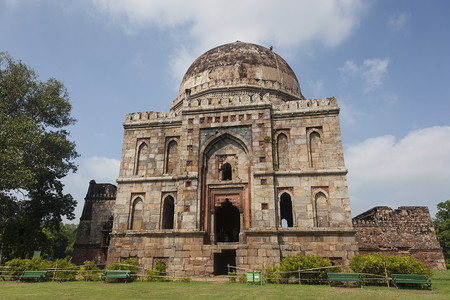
[
  {"x1": 434, "y1": 200, "x2": 450, "y2": 265},
  {"x1": 0, "y1": 52, "x2": 78, "y2": 261}
]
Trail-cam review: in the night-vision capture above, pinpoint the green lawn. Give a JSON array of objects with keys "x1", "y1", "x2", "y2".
[{"x1": 1, "y1": 270, "x2": 449, "y2": 300}]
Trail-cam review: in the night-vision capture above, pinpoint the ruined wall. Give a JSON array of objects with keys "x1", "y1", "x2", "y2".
[
  {"x1": 72, "y1": 180, "x2": 116, "y2": 266},
  {"x1": 352, "y1": 206, "x2": 446, "y2": 269}
]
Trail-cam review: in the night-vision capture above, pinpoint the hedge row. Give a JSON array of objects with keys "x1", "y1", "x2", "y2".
[
  {"x1": 264, "y1": 253, "x2": 432, "y2": 284},
  {"x1": 1, "y1": 257, "x2": 163, "y2": 281}
]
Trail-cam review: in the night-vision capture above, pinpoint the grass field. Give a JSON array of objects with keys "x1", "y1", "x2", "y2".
[{"x1": 1, "y1": 270, "x2": 449, "y2": 300}]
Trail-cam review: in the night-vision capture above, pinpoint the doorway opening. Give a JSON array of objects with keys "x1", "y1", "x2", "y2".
[
  {"x1": 214, "y1": 250, "x2": 236, "y2": 275},
  {"x1": 215, "y1": 199, "x2": 240, "y2": 243}
]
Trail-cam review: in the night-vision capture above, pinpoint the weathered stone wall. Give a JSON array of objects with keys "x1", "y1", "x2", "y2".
[
  {"x1": 72, "y1": 180, "x2": 116, "y2": 266},
  {"x1": 352, "y1": 206, "x2": 446, "y2": 269}
]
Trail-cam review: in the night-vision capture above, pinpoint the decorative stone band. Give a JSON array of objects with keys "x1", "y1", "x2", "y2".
[
  {"x1": 178, "y1": 78, "x2": 301, "y2": 100},
  {"x1": 253, "y1": 169, "x2": 348, "y2": 177},
  {"x1": 110, "y1": 231, "x2": 207, "y2": 237},
  {"x1": 116, "y1": 173, "x2": 198, "y2": 183},
  {"x1": 244, "y1": 228, "x2": 357, "y2": 235}
]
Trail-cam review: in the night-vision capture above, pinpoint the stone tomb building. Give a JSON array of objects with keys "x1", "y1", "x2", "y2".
[{"x1": 74, "y1": 42, "x2": 358, "y2": 275}]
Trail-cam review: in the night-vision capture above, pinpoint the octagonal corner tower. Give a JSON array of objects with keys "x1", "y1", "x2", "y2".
[{"x1": 109, "y1": 41, "x2": 357, "y2": 276}]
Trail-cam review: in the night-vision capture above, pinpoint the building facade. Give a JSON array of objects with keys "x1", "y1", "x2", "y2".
[
  {"x1": 74, "y1": 41, "x2": 359, "y2": 275},
  {"x1": 105, "y1": 42, "x2": 357, "y2": 275}
]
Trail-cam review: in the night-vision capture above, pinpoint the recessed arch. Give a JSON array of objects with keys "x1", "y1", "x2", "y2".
[
  {"x1": 276, "y1": 133, "x2": 289, "y2": 169},
  {"x1": 130, "y1": 197, "x2": 143, "y2": 230},
  {"x1": 200, "y1": 130, "x2": 250, "y2": 164},
  {"x1": 314, "y1": 191, "x2": 329, "y2": 227},
  {"x1": 165, "y1": 140, "x2": 179, "y2": 174},
  {"x1": 136, "y1": 142, "x2": 149, "y2": 175},
  {"x1": 199, "y1": 130, "x2": 250, "y2": 235},
  {"x1": 308, "y1": 130, "x2": 321, "y2": 168}
]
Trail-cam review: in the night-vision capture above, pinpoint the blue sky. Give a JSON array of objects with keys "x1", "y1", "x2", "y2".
[{"x1": 1, "y1": 0, "x2": 449, "y2": 221}]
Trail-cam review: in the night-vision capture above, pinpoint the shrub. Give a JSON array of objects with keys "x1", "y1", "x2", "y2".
[
  {"x1": 51, "y1": 258, "x2": 77, "y2": 281},
  {"x1": 264, "y1": 254, "x2": 340, "y2": 284},
  {"x1": 146, "y1": 261, "x2": 167, "y2": 282},
  {"x1": 78, "y1": 260, "x2": 101, "y2": 281},
  {"x1": 228, "y1": 270, "x2": 237, "y2": 282},
  {"x1": 107, "y1": 258, "x2": 140, "y2": 282},
  {"x1": 238, "y1": 274, "x2": 247, "y2": 283},
  {"x1": 179, "y1": 273, "x2": 191, "y2": 282},
  {"x1": 5, "y1": 257, "x2": 52, "y2": 280},
  {"x1": 108, "y1": 258, "x2": 140, "y2": 272},
  {"x1": 349, "y1": 254, "x2": 432, "y2": 278}
]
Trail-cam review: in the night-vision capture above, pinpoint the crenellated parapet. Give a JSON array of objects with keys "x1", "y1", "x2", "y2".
[
  {"x1": 273, "y1": 97, "x2": 338, "y2": 112},
  {"x1": 124, "y1": 110, "x2": 182, "y2": 125}
]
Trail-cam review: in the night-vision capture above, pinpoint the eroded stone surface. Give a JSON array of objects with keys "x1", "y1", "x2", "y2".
[{"x1": 353, "y1": 206, "x2": 446, "y2": 269}]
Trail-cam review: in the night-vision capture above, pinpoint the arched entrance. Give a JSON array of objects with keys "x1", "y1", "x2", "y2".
[{"x1": 215, "y1": 199, "x2": 240, "y2": 243}]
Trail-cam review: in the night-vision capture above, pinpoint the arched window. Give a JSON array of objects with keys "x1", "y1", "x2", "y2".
[
  {"x1": 162, "y1": 196, "x2": 174, "y2": 229},
  {"x1": 309, "y1": 131, "x2": 321, "y2": 168},
  {"x1": 136, "y1": 142, "x2": 149, "y2": 175},
  {"x1": 277, "y1": 133, "x2": 288, "y2": 169},
  {"x1": 222, "y1": 163, "x2": 232, "y2": 180},
  {"x1": 165, "y1": 141, "x2": 178, "y2": 174},
  {"x1": 130, "y1": 198, "x2": 143, "y2": 230},
  {"x1": 315, "y1": 192, "x2": 329, "y2": 227},
  {"x1": 280, "y1": 193, "x2": 293, "y2": 228}
]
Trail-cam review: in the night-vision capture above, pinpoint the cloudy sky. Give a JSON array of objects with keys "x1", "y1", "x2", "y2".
[{"x1": 1, "y1": 0, "x2": 449, "y2": 221}]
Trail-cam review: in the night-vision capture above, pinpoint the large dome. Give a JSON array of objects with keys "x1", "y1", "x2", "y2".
[{"x1": 177, "y1": 41, "x2": 303, "y2": 102}]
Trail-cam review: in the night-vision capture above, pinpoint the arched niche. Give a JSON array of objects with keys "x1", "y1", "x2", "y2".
[
  {"x1": 276, "y1": 133, "x2": 289, "y2": 169},
  {"x1": 136, "y1": 142, "x2": 149, "y2": 175},
  {"x1": 314, "y1": 191, "x2": 329, "y2": 227},
  {"x1": 165, "y1": 140, "x2": 178, "y2": 174},
  {"x1": 130, "y1": 198, "x2": 143, "y2": 230}
]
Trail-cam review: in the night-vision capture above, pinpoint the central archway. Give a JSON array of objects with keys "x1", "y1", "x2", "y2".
[{"x1": 215, "y1": 199, "x2": 240, "y2": 243}]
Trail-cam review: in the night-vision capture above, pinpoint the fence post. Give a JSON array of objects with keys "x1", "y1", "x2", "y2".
[
  {"x1": 298, "y1": 267, "x2": 301, "y2": 285},
  {"x1": 86, "y1": 264, "x2": 89, "y2": 281},
  {"x1": 204, "y1": 264, "x2": 207, "y2": 282},
  {"x1": 384, "y1": 262, "x2": 389, "y2": 287},
  {"x1": 53, "y1": 263, "x2": 57, "y2": 282},
  {"x1": 262, "y1": 263, "x2": 265, "y2": 284}
]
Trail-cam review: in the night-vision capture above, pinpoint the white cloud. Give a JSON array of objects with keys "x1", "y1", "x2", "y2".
[
  {"x1": 91, "y1": 0, "x2": 369, "y2": 81},
  {"x1": 63, "y1": 156, "x2": 120, "y2": 222},
  {"x1": 388, "y1": 12, "x2": 410, "y2": 32},
  {"x1": 340, "y1": 57, "x2": 390, "y2": 93},
  {"x1": 345, "y1": 126, "x2": 450, "y2": 217}
]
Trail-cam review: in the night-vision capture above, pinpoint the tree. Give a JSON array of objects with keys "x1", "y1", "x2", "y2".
[
  {"x1": 434, "y1": 200, "x2": 450, "y2": 266},
  {"x1": 0, "y1": 52, "x2": 78, "y2": 261}
]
